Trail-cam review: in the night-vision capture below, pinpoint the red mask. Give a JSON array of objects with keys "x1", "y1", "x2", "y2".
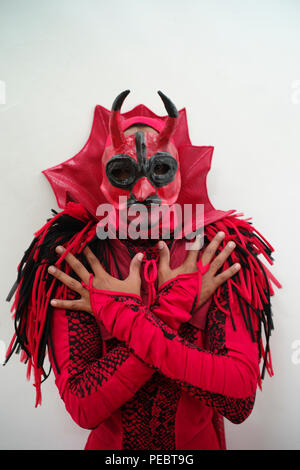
[
  {"x1": 42, "y1": 89, "x2": 234, "y2": 230},
  {"x1": 101, "y1": 90, "x2": 181, "y2": 210}
]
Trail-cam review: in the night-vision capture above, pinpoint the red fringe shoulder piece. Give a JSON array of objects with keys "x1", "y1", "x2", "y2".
[
  {"x1": 5, "y1": 203, "x2": 281, "y2": 406},
  {"x1": 204, "y1": 211, "x2": 281, "y2": 386}
]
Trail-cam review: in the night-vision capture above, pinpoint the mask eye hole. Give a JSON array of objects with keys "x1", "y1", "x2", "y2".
[
  {"x1": 111, "y1": 163, "x2": 132, "y2": 181},
  {"x1": 153, "y1": 163, "x2": 170, "y2": 175},
  {"x1": 148, "y1": 152, "x2": 178, "y2": 187},
  {"x1": 106, "y1": 155, "x2": 138, "y2": 189}
]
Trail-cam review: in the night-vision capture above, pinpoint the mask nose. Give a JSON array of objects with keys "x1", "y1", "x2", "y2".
[{"x1": 131, "y1": 177, "x2": 156, "y2": 202}]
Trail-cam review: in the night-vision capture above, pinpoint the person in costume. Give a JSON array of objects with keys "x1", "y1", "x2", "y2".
[{"x1": 5, "y1": 91, "x2": 281, "y2": 450}]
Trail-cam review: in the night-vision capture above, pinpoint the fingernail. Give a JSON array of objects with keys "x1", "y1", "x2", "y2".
[
  {"x1": 56, "y1": 246, "x2": 64, "y2": 254},
  {"x1": 137, "y1": 253, "x2": 143, "y2": 261},
  {"x1": 158, "y1": 241, "x2": 164, "y2": 249},
  {"x1": 51, "y1": 299, "x2": 57, "y2": 306},
  {"x1": 48, "y1": 266, "x2": 56, "y2": 273},
  {"x1": 218, "y1": 231, "x2": 225, "y2": 239},
  {"x1": 235, "y1": 263, "x2": 241, "y2": 270},
  {"x1": 228, "y1": 241, "x2": 236, "y2": 249}
]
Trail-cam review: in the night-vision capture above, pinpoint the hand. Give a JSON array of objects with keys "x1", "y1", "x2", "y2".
[
  {"x1": 48, "y1": 246, "x2": 143, "y2": 314},
  {"x1": 157, "y1": 232, "x2": 241, "y2": 308}
]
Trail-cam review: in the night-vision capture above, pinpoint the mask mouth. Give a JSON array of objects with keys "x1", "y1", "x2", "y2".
[{"x1": 127, "y1": 195, "x2": 162, "y2": 209}]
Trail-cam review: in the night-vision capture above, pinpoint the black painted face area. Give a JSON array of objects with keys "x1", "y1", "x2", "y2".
[
  {"x1": 105, "y1": 152, "x2": 178, "y2": 189},
  {"x1": 105, "y1": 155, "x2": 138, "y2": 189},
  {"x1": 105, "y1": 131, "x2": 178, "y2": 190}
]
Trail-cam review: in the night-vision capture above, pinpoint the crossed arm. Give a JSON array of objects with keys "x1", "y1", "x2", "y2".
[{"x1": 48, "y1": 234, "x2": 259, "y2": 429}]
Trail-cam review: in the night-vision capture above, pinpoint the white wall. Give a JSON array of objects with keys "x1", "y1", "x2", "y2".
[{"x1": 0, "y1": 0, "x2": 299, "y2": 450}]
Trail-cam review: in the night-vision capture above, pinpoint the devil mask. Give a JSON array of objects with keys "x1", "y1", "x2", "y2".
[
  {"x1": 101, "y1": 90, "x2": 181, "y2": 210},
  {"x1": 42, "y1": 89, "x2": 235, "y2": 231}
]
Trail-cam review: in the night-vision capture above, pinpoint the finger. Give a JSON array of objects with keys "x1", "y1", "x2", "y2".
[
  {"x1": 183, "y1": 234, "x2": 202, "y2": 267},
  {"x1": 83, "y1": 246, "x2": 106, "y2": 277},
  {"x1": 48, "y1": 265, "x2": 84, "y2": 294},
  {"x1": 214, "y1": 262, "x2": 241, "y2": 287},
  {"x1": 209, "y1": 240, "x2": 237, "y2": 275},
  {"x1": 158, "y1": 241, "x2": 170, "y2": 271},
  {"x1": 128, "y1": 252, "x2": 143, "y2": 279},
  {"x1": 50, "y1": 298, "x2": 88, "y2": 312},
  {"x1": 201, "y1": 231, "x2": 225, "y2": 266},
  {"x1": 55, "y1": 246, "x2": 90, "y2": 284}
]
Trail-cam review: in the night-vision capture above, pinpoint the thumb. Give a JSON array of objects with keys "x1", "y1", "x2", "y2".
[
  {"x1": 128, "y1": 252, "x2": 143, "y2": 279},
  {"x1": 158, "y1": 241, "x2": 170, "y2": 271}
]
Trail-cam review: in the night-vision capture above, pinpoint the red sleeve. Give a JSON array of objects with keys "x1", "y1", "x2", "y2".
[
  {"x1": 89, "y1": 272, "x2": 261, "y2": 424},
  {"x1": 177, "y1": 294, "x2": 259, "y2": 423},
  {"x1": 48, "y1": 273, "x2": 202, "y2": 430},
  {"x1": 49, "y1": 307, "x2": 154, "y2": 429}
]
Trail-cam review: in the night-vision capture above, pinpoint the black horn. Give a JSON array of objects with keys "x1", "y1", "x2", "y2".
[
  {"x1": 157, "y1": 90, "x2": 179, "y2": 145},
  {"x1": 109, "y1": 90, "x2": 130, "y2": 148}
]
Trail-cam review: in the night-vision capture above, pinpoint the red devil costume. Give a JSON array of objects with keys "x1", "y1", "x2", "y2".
[{"x1": 5, "y1": 90, "x2": 281, "y2": 450}]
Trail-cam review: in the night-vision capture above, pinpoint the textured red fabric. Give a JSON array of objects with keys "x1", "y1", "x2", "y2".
[
  {"x1": 49, "y1": 306, "x2": 153, "y2": 432},
  {"x1": 6, "y1": 204, "x2": 280, "y2": 448},
  {"x1": 48, "y1": 242, "x2": 224, "y2": 449},
  {"x1": 49, "y1": 296, "x2": 222, "y2": 450},
  {"x1": 48, "y1": 245, "x2": 260, "y2": 449},
  {"x1": 89, "y1": 274, "x2": 260, "y2": 402}
]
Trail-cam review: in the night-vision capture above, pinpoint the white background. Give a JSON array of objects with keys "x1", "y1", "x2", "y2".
[{"x1": 0, "y1": 0, "x2": 299, "y2": 450}]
